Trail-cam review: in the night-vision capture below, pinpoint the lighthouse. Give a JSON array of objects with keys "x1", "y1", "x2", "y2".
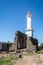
[{"x1": 26, "y1": 11, "x2": 33, "y2": 37}]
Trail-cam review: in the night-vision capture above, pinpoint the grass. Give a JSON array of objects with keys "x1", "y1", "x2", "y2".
[
  {"x1": 36, "y1": 49, "x2": 43, "y2": 54},
  {"x1": 0, "y1": 55, "x2": 16, "y2": 65}
]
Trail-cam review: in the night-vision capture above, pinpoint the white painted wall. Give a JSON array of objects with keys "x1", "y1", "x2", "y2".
[
  {"x1": 26, "y1": 31, "x2": 32, "y2": 37},
  {"x1": 26, "y1": 12, "x2": 33, "y2": 37},
  {"x1": 27, "y1": 17, "x2": 32, "y2": 29}
]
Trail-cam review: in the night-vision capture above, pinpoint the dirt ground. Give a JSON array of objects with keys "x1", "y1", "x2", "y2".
[
  {"x1": 0, "y1": 53, "x2": 43, "y2": 65},
  {"x1": 14, "y1": 54, "x2": 43, "y2": 65}
]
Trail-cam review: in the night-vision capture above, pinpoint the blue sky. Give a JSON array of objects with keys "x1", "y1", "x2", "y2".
[{"x1": 0, "y1": 0, "x2": 43, "y2": 43}]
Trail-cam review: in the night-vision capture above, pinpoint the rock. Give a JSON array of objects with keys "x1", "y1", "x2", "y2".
[
  {"x1": 2, "y1": 56, "x2": 4, "y2": 58},
  {"x1": 40, "y1": 54, "x2": 43, "y2": 61},
  {"x1": 0, "y1": 56, "x2": 2, "y2": 59},
  {"x1": 19, "y1": 54, "x2": 22, "y2": 58},
  {"x1": 33, "y1": 63, "x2": 38, "y2": 65},
  {"x1": 36, "y1": 60, "x2": 41, "y2": 63},
  {"x1": 4, "y1": 55, "x2": 7, "y2": 58},
  {"x1": 15, "y1": 52, "x2": 22, "y2": 58}
]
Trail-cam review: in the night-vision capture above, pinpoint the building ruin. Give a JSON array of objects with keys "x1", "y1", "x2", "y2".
[{"x1": 0, "y1": 11, "x2": 38, "y2": 52}]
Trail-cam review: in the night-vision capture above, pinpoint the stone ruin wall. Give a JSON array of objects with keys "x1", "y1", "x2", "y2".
[{"x1": 0, "y1": 31, "x2": 38, "y2": 52}]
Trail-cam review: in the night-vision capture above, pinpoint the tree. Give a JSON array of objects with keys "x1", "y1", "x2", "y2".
[{"x1": 40, "y1": 43, "x2": 43, "y2": 49}]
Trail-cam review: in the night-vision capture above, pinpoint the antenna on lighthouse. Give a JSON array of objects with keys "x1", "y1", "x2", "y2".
[{"x1": 26, "y1": 11, "x2": 33, "y2": 37}]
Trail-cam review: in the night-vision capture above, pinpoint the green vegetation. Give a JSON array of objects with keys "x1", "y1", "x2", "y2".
[
  {"x1": 37, "y1": 43, "x2": 43, "y2": 54},
  {"x1": 37, "y1": 50, "x2": 43, "y2": 54},
  {"x1": 22, "y1": 52, "x2": 33, "y2": 56},
  {"x1": 40, "y1": 43, "x2": 43, "y2": 49},
  {"x1": 38, "y1": 43, "x2": 43, "y2": 50},
  {"x1": 0, "y1": 55, "x2": 16, "y2": 65}
]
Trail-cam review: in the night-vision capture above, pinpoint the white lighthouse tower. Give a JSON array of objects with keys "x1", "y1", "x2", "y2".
[{"x1": 26, "y1": 11, "x2": 33, "y2": 37}]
